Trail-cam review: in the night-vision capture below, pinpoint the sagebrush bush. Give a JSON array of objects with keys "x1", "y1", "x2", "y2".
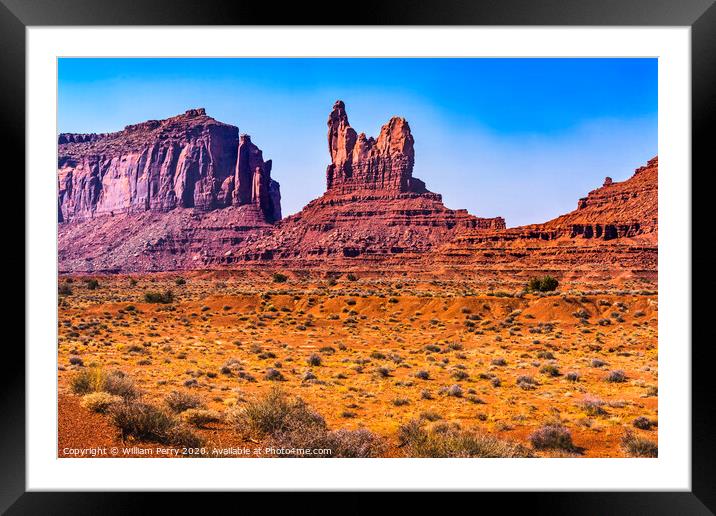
[
  {"x1": 606, "y1": 370, "x2": 627, "y2": 383},
  {"x1": 228, "y1": 387, "x2": 325, "y2": 438},
  {"x1": 227, "y1": 388, "x2": 385, "y2": 457},
  {"x1": 70, "y1": 368, "x2": 138, "y2": 400},
  {"x1": 165, "y1": 390, "x2": 204, "y2": 413},
  {"x1": 80, "y1": 392, "x2": 122, "y2": 413},
  {"x1": 398, "y1": 420, "x2": 531, "y2": 458},
  {"x1": 181, "y1": 409, "x2": 222, "y2": 428},
  {"x1": 144, "y1": 290, "x2": 174, "y2": 304},
  {"x1": 111, "y1": 401, "x2": 202, "y2": 447},
  {"x1": 529, "y1": 424, "x2": 574, "y2": 451},
  {"x1": 621, "y1": 430, "x2": 658, "y2": 457}
]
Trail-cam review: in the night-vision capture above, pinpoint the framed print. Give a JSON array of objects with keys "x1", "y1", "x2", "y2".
[{"x1": 6, "y1": 0, "x2": 715, "y2": 512}]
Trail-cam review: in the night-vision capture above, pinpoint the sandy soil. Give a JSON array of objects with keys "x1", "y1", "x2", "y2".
[{"x1": 57, "y1": 273, "x2": 658, "y2": 458}]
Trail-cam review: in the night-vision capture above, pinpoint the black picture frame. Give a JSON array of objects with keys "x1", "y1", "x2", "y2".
[{"x1": 5, "y1": 0, "x2": 714, "y2": 513}]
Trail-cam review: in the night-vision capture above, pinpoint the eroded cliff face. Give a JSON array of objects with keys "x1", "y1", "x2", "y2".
[
  {"x1": 57, "y1": 108, "x2": 280, "y2": 223},
  {"x1": 432, "y1": 157, "x2": 658, "y2": 281}
]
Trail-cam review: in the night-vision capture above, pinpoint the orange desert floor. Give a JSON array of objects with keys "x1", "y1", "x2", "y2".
[{"x1": 57, "y1": 272, "x2": 658, "y2": 458}]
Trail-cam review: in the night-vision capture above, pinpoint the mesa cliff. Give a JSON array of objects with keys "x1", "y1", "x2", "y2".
[
  {"x1": 58, "y1": 102, "x2": 657, "y2": 283},
  {"x1": 58, "y1": 108, "x2": 280, "y2": 223},
  {"x1": 57, "y1": 109, "x2": 280, "y2": 272}
]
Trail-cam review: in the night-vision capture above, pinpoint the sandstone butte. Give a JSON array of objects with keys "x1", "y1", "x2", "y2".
[{"x1": 57, "y1": 102, "x2": 657, "y2": 282}]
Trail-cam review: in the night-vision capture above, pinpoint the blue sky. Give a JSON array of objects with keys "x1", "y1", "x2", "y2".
[{"x1": 58, "y1": 58, "x2": 657, "y2": 227}]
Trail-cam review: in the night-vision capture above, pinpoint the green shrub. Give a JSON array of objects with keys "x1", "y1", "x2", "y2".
[
  {"x1": 527, "y1": 276, "x2": 559, "y2": 292},
  {"x1": 144, "y1": 290, "x2": 174, "y2": 304},
  {"x1": 272, "y1": 273, "x2": 288, "y2": 283}
]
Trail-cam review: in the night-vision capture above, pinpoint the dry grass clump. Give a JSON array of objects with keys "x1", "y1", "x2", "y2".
[
  {"x1": 80, "y1": 392, "x2": 122, "y2": 413},
  {"x1": 528, "y1": 424, "x2": 575, "y2": 451},
  {"x1": 227, "y1": 387, "x2": 385, "y2": 457},
  {"x1": 181, "y1": 409, "x2": 222, "y2": 428},
  {"x1": 621, "y1": 430, "x2": 658, "y2": 457},
  {"x1": 398, "y1": 420, "x2": 531, "y2": 458},
  {"x1": 70, "y1": 368, "x2": 138, "y2": 400},
  {"x1": 165, "y1": 390, "x2": 204, "y2": 413},
  {"x1": 111, "y1": 401, "x2": 202, "y2": 447}
]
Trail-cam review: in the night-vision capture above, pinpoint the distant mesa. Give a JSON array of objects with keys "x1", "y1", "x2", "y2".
[{"x1": 57, "y1": 101, "x2": 657, "y2": 280}]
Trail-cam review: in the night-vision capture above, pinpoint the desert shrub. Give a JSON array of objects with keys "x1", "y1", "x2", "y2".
[
  {"x1": 398, "y1": 420, "x2": 531, "y2": 458},
  {"x1": 261, "y1": 368, "x2": 283, "y2": 381},
  {"x1": 621, "y1": 430, "x2": 658, "y2": 457},
  {"x1": 144, "y1": 290, "x2": 174, "y2": 304},
  {"x1": 445, "y1": 384, "x2": 463, "y2": 397},
  {"x1": 85, "y1": 279, "x2": 100, "y2": 290},
  {"x1": 320, "y1": 428, "x2": 386, "y2": 457},
  {"x1": 181, "y1": 408, "x2": 222, "y2": 428},
  {"x1": 58, "y1": 284, "x2": 73, "y2": 296},
  {"x1": 272, "y1": 273, "x2": 288, "y2": 283},
  {"x1": 566, "y1": 372, "x2": 580, "y2": 382},
  {"x1": 516, "y1": 375, "x2": 538, "y2": 390},
  {"x1": 392, "y1": 397, "x2": 410, "y2": 406},
  {"x1": 529, "y1": 424, "x2": 574, "y2": 451},
  {"x1": 633, "y1": 416, "x2": 657, "y2": 430},
  {"x1": 540, "y1": 364, "x2": 561, "y2": 377},
  {"x1": 103, "y1": 370, "x2": 139, "y2": 399},
  {"x1": 228, "y1": 387, "x2": 325, "y2": 438},
  {"x1": 175, "y1": 277, "x2": 186, "y2": 286},
  {"x1": 451, "y1": 369, "x2": 469, "y2": 381},
  {"x1": 415, "y1": 370, "x2": 430, "y2": 380},
  {"x1": 590, "y1": 358, "x2": 607, "y2": 368},
  {"x1": 80, "y1": 392, "x2": 122, "y2": 413},
  {"x1": 69, "y1": 368, "x2": 108, "y2": 395},
  {"x1": 111, "y1": 401, "x2": 202, "y2": 447},
  {"x1": 307, "y1": 353, "x2": 322, "y2": 366},
  {"x1": 606, "y1": 370, "x2": 627, "y2": 383},
  {"x1": 69, "y1": 355, "x2": 84, "y2": 366},
  {"x1": 580, "y1": 395, "x2": 607, "y2": 416},
  {"x1": 376, "y1": 367, "x2": 392, "y2": 378},
  {"x1": 165, "y1": 390, "x2": 204, "y2": 413},
  {"x1": 527, "y1": 276, "x2": 559, "y2": 293},
  {"x1": 346, "y1": 273, "x2": 358, "y2": 281}
]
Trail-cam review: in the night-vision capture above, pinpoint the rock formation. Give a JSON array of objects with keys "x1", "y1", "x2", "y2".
[
  {"x1": 57, "y1": 102, "x2": 657, "y2": 283},
  {"x1": 230, "y1": 101, "x2": 505, "y2": 265},
  {"x1": 58, "y1": 108, "x2": 280, "y2": 223},
  {"x1": 58, "y1": 109, "x2": 281, "y2": 272},
  {"x1": 326, "y1": 100, "x2": 426, "y2": 194},
  {"x1": 433, "y1": 157, "x2": 658, "y2": 282}
]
